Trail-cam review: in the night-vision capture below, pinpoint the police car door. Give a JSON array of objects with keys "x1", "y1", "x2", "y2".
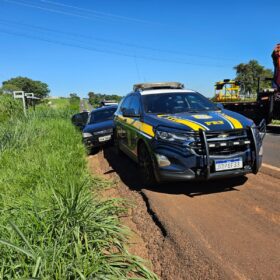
[
  {"x1": 118, "y1": 95, "x2": 133, "y2": 150},
  {"x1": 126, "y1": 94, "x2": 141, "y2": 156}
]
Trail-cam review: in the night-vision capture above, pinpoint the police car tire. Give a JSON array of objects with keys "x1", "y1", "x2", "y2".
[
  {"x1": 113, "y1": 131, "x2": 123, "y2": 156},
  {"x1": 138, "y1": 143, "x2": 156, "y2": 186}
]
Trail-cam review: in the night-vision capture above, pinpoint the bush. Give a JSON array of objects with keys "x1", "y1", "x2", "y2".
[{"x1": 0, "y1": 94, "x2": 23, "y2": 122}]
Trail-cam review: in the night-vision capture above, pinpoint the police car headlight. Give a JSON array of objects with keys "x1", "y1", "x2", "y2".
[
  {"x1": 82, "y1": 132, "x2": 93, "y2": 138},
  {"x1": 155, "y1": 129, "x2": 195, "y2": 143}
]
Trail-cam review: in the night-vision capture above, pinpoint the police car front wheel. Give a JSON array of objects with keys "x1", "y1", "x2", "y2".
[{"x1": 138, "y1": 143, "x2": 157, "y2": 186}]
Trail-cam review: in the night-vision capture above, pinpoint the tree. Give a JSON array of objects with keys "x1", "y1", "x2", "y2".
[
  {"x1": 234, "y1": 60, "x2": 273, "y2": 95},
  {"x1": 69, "y1": 93, "x2": 80, "y2": 101},
  {"x1": 2, "y1": 76, "x2": 50, "y2": 98},
  {"x1": 88, "y1": 91, "x2": 96, "y2": 106},
  {"x1": 69, "y1": 93, "x2": 80, "y2": 111},
  {"x1": 1, "y1": 83, "x2": 21, "y2": 94},
  {"x1": 88, "y1": 91, "x2": 122, "y2": 107}
]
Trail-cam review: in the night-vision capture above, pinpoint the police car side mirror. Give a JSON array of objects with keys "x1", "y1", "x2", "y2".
[{"x1": 123, "y1": 108, "x2": 140, "y2": 118}]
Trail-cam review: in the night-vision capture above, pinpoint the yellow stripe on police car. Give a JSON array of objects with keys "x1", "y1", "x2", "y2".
[{"x1": 222, "y1": 114, "x2": 243, "y2": 129}]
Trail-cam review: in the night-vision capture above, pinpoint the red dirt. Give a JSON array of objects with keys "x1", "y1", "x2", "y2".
[{"x1": 88, "y1": 147, "x2": 280, "y2": 280}]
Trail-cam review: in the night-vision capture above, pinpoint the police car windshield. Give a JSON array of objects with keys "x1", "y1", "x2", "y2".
[
  {"x1": 142, "y1": 92, "x2": 218, "y2": 114},
  {"x1": 89, "y1": 107, "x2": 116, "y2": 124}
]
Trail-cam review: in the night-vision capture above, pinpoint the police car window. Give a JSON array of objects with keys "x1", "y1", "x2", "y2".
[
  {"x1": 185, "y1": 93, "x2": 218, "y2": 111},
  {"x1": 143, "y1": 92, "x2": 217, "y2": 114},
  {"x1": 120, "y1": 96, "x2": 132, "y2": 112},
  {"x1": 129, "y1": 95, "x2": 140, "y2": 115}
]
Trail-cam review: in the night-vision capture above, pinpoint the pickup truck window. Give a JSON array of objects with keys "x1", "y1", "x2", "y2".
[{"x1": 89, "y1": 107, "x2": 117, "y2": 124}]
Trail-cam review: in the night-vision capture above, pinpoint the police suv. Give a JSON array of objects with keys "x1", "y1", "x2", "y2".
[{"x1": 114, "y1": 82, "x2": 265, "y2": 185}]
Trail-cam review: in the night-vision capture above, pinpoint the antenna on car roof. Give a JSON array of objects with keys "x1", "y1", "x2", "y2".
[{"x1": 133, "y1": 82, "x2": 184, "y2": 91}]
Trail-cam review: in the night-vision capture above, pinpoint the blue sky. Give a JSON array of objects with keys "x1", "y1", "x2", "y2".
[{"x1": 0, "y1": 0, "x2": 279, "y2": 98}]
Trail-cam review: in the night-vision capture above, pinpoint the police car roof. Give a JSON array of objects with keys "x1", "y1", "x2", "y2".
[
  {"x1": 133, "y1": 82, "x2": 184, "y2": 91},
  {"x1": 138, "y1": 89, "x2": 196, "y2": 95}
]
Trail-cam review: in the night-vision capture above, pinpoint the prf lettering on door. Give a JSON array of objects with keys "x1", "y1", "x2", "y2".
[{"x1": 205, "y1": 121, "x2": 224, "y2": 125}]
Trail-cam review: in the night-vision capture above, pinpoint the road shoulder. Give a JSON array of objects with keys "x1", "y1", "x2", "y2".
[{"x1": 260, "y1": 163, "x2": 280, "y2": 179}]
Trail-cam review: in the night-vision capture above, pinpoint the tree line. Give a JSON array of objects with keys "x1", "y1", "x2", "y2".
[
  {"x1": 0, "y1": 76, "x2": 50, "y2": 98},
  {"x1": 234, "y1": 60, "x2": 273, "y2": 95},
  {"x1": 0, "y1": 60, "x2": 274, "y2": 102},
  {"x1": 88, "y1": 92, "x2": 122, "y2": 107}
]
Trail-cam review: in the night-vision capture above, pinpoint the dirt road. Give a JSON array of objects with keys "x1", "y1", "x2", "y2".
[{"x1": 90, "y1": 147, "x2": 280, "y2": 280}]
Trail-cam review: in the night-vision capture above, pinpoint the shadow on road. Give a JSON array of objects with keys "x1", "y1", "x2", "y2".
[{"x1": 103, "y1": 147, "x2": 248, "y2": 197}]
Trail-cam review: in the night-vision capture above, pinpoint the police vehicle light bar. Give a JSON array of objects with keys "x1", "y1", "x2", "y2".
[{"x1": 133, "y1": 82, "x2": 184, "y2": 91}]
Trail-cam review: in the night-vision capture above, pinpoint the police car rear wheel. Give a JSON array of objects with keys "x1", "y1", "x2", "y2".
[{"x1": 138, "y1": 143, "x2": 156, "y2": 186}]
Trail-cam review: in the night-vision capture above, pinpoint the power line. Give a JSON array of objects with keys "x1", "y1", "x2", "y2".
[
  {"x1": 1, "y1": 0, "x2": 156, "y2": 25},
  {"x1": 0, "y1": 27, "x2": 232, "y2": 68},
  {"x1": 0, "y1": 18, "x2": 237, "y2": 62},
  {"x1": 1, "y1": 0, "x2": 109, "y2": 22},
  {"x1": 39, "y1": 0, "x2": 156, "y2": 25},
  {"x1": 0, "y1": 0, "x2": 239, "y2": 62}
]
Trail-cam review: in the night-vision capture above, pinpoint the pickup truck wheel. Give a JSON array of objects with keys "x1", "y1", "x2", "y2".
[{"x1": 138, "y1": 143, "x2": 156, "y2": 186}]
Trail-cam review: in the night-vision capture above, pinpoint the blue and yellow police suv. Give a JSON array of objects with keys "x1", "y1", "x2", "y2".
[{"x1": 114, "y1": 82, "x2": 265, "y2": 185}]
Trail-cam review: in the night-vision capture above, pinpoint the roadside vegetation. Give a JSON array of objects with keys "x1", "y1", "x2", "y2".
[
  {"x1": 45, "y1": 97, "x2": 70, "y2": 109},
  {"x1": 45, "y1": 94, "x2": 80, "y2": 111},
  {"x1": 0, "y1": 95, "x2": 157, "y2": 279},
  {"x1": 0, "y1": 76, "x2": 50, "y2": 98},
  {"x1": 234, "y1": 60, "x2": 273, "y2": 95},
  {"x1": 272, "y1": 119, "x2": 280, "y2": 125},
  {"x1": 0, "y1": 94, "x2": 23, "y2": 122},
  {"x1": 88, "y1": 91, "x2": 122, "y2": 108}
]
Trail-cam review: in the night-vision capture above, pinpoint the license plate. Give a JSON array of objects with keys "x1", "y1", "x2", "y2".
[
  {"x1": 98, "y1": 135, "x2": 111, "y2": 142},
  {"x1": 215, "y1": 158, "x2": 243, "y2": 171}
]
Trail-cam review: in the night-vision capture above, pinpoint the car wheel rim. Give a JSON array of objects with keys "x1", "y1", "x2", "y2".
[{"x1": 139, "y1": 146, "x2": 152, "y2": 178}]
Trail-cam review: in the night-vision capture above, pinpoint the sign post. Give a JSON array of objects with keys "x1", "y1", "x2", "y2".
[{"x1": 13, "y1": 91, "x2": 26, "y2": 116}]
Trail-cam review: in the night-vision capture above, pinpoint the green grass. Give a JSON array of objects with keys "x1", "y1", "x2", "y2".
[
  {"x1": 0, "y1": 104, "x2": 157, "y2": 279},
  {"x1": 80, "y1": 99, "x2": 89, "y2": 111},
  {"x1": 272, "y1": 119, "x2": 280, "y2": 125},
  {"x1": 45, "y1": 98, "x2": 71, "y2": 109},
  {"x1": 0, "y1": 94, "x2": 23, "y2": 122}
]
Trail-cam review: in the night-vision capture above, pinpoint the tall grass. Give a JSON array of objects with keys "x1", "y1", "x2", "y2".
[
  {"x1": 0, "y1": 104, "x2": 157, "y2": 279},
  {"x1": 272, "y1": 119, "x2": 280, "y2": 125},
  {"x1": 0, "y1": 94, "x2": 23, "y2": 122}
]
